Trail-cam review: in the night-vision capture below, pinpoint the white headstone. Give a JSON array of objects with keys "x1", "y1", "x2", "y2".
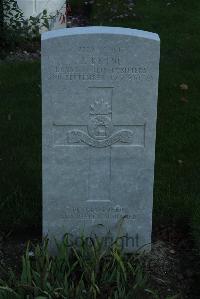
[
  {"x1": 42, "y1": 27, "x2": 160, "y2": 252},
  {"x1": 17, "y1": 0, "x2": 64, "y2": 18}
]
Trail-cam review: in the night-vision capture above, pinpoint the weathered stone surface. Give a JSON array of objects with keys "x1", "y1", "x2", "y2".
[{"x1": 42, "y1": 26, "x2": 160, "y2": 251}]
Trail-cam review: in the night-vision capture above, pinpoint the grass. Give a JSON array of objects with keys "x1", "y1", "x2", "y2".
[
  {"x1": 0, "y1": 61, "x2": 42, "y2": 230},
  {"x1": 0, "y1": 1, "x2": 200, "y2": 240}
]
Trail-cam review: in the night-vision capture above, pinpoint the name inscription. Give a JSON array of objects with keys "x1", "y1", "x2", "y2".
[{"x1": 47, "y1": 45, "x2": 153, "y2": 82}]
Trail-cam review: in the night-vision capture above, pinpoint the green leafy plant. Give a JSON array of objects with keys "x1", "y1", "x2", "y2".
[
  {"x1": 0, "y1": 0, "x2": 23, "y2": 52},
  {"x1": 2, "y1": 0, "x2": 24, "y2": 30},
  {"x1": 0, "y1": 0, "x2": 52, "y2": 55},
  {"x1": 0, "y1": 235, "x2": 179, "y2": 299}
]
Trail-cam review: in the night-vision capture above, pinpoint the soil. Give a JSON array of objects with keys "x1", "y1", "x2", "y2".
[
  {"x1": 0, "y1": 229, "x2": 41, "y2": 276},
  {"x1": 149, "y1": 222, "x2": 200, "y2": 298}
]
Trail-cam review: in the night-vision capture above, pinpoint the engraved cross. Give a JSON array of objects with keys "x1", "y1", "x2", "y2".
[{"x1": 53, "y1": 87, "x2": 145, "y2": 202}]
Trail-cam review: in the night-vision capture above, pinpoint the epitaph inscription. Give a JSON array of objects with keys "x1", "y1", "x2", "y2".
[{"x1": 42, "y1": 27, "x2": 160, "y2": 252}]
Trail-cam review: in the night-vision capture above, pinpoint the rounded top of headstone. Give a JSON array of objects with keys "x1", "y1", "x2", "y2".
[{"x1": 42, "y1": 26, "x2": 160, "y2": 42}]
